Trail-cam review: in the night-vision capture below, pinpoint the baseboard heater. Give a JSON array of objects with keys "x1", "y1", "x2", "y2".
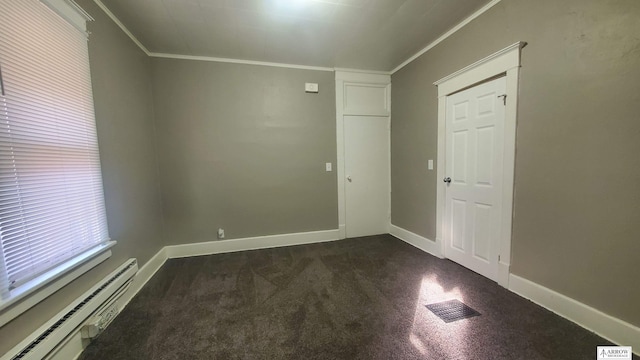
[{"x1": 1, "y1": 259, "x2": 138, "y2": 360}]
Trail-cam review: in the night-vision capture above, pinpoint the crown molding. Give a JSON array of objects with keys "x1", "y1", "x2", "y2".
[
  {"x1": 391, "y1": 0, "x2": 503, "y2": 74},
  {"x1": 93, "y1": 0, "x2": 502, "y2": 74},
  {"x1": 92, "y1": 0, "x2": 150, "y2": 55},
  {"x1": 333, "y1": 67, "x2": 390, "y2": 76},
  {"x1": 148, "y1": 52, "x2": 335, "y2": 72}
]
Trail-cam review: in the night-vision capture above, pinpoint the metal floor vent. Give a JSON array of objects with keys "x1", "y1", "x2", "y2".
[
  {"x1": 11, "y1": 260, "x2": 137, "y2": 360},
  {"x1": 425, "y1": 299, "x2": 480, "y2": 323}
]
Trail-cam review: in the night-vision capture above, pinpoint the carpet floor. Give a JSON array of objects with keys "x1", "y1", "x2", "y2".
[{"x1": 79, "y1": 235, "x2": 635, "y2": 360}]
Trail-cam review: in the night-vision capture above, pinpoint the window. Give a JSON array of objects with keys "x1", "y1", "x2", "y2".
[{"x1": 0, "y1": 0, "x2": 112, "y2": 318}]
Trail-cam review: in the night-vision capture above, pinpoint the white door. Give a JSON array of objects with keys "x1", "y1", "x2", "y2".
[
  {"x1": 444, "y1": 77, "x2": 506, "y2": 281},
  {"x1": 344, "y1": 115, "x2": 390, "y2": 238}
]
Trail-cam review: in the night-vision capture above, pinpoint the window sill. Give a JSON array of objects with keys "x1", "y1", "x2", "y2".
[{"x1": 0, "y1": 240, "x2": 116, "y2": 327}]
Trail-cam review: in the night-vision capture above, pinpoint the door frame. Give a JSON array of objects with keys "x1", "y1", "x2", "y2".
[
  {"x1": 335, "y1": 71, "x2": 391, "y2": 239},
  {"x1": 434, "y1": 42, "x2": 525, "y2": 287}
]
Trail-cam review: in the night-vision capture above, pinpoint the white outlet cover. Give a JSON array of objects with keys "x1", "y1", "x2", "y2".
[
  {"x1": 325, "y1": 162, "x2": 332, "y2": 171},
  {"x1": 428, "y1": 159, "x2": 434, "y2": 170}
]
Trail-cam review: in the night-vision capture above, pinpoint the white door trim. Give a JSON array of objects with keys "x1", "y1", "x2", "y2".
[
  {"x1": 434, "y1": 42, "x2": 525, "y2": 287},
  {"x1": 335, "y1": 71, "x2": 391, "y2": 239}
]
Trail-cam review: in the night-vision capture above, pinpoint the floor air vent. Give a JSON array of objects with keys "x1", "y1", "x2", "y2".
[
  {"x1": 425, "y1": 299, "x2": 481, "y2": 323},
  {"x1": 5, "y1": 259, "x2": 138, "y2": 360}
]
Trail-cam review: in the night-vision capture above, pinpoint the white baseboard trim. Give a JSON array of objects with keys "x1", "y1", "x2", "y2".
[
  {"x1": 389, "y1": 224, "x2": 443, "y2": 258},
  {"x1": 509, "y1": 274, "x2": 640, "y2": 354},
  {"x1": 498, "y1": 261, "x2": 510, "y2": 288},
  {"x1": 339, "y1": 224, "x2": 346, "y2": 239},
  {"x1": 119, "y1": 248, "x2": 168, "y2": 308},
  {"x1": 26, "y1": 231, "x2": 640, "y2": 360},
  {"x1": 165, "y1": 229, "x2": 341, "y2": 259},
  {"x1": 35, "y1": 230, "x2": 343, "y2": 360}
]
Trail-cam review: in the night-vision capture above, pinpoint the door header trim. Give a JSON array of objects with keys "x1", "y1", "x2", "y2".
[{"x1": 434, "y1": 42, "x2": 526, "y2": 97}]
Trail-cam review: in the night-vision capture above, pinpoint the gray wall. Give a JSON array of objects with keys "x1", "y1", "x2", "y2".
[
  {"x1": 391, "y1": 0, "x2": 640, "y2": 326},
  {"x1": 0, "y1": 0, "x2": 165, "y2": 354},
  {"x1": 151, "y1": 59, "x2": 338, "y2": 244}
]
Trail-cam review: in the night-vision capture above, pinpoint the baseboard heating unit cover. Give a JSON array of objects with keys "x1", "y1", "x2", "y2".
[{"x1": 1, "y1": 259, "x2": 138, "y2": 360}]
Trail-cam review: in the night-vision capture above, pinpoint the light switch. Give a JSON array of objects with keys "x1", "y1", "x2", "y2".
[
  {"x1": 325, "y1": 162, "x2": 332, "y2": 171},
  {"x1": 428, "y1": 159, "x2": 434, "y2": 170},
  {"x1": 305, "y1": 83, "x2": 319, "y2": 93}
]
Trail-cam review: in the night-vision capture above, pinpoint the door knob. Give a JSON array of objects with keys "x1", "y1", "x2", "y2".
[
  {"x1": 347, "y1": 176, "x2": 352, "y2": 182},
  {"x1": 443, "y1": 177, "x2": 451, "y2": 184}
]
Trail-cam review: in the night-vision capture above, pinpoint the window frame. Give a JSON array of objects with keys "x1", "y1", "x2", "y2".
[
  {"x1": 0, "y1": 240, "x2": 115, "y2": 327},
  {"x1": 0, "y1": 0, "x2": 114, "y2": 327}
]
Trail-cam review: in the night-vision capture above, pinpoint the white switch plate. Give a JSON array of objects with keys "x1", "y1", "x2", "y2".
[
  {"x1": 428, "y1": 159, "x2": 433, "y2": 170},
  {"x1": 325, "y1": 162, "x2": 332, "y2": 171},
  {"x1": 305, "y1": 83, "x2": 319, "y2": 93}
]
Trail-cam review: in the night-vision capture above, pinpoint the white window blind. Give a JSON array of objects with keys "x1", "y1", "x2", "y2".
[{"x1": 0, "y1": 0, "x2": 109, "y2": 300}]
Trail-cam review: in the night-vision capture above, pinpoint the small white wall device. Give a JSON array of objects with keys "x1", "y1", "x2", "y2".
[{"x1": 305, "y1": 83, "x2": 319, "y2": 93}]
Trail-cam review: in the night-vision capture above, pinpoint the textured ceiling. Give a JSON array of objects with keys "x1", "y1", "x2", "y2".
[{"x1": 98, "y1": 0, "x2": 492, "y2": 71}]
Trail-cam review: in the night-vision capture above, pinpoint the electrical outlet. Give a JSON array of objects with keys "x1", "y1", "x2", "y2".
[{"x1": 217, "y1": 228, "x2": 225, "y2": 239}]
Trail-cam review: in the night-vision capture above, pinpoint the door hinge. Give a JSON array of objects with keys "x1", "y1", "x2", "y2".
[{"x1": 498, "y1": 94, "x2": 507, "y2": 105}]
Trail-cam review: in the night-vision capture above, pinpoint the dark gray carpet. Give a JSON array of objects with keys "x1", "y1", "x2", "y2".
[{"x1": 79, "y1": 235, "x2": 634, "y2": 360}]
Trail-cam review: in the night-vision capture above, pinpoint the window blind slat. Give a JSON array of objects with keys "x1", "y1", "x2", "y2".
[{"x1": 0, "y1": 0, "x2": 109, "y2": 296}]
